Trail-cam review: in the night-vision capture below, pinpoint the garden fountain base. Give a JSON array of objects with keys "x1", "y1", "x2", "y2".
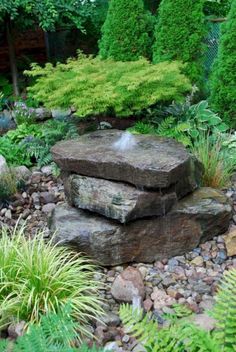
[{"x1": 50, "y1": 130, "x2": 232, "y2": 265}]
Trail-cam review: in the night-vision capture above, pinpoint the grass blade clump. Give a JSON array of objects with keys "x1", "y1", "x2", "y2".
[{"x1": 0, "y1": 224, "x2": 104, "y2": 340}]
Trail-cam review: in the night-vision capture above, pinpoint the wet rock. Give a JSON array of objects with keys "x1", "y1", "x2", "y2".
[
  {"x1": 52, "y1": 130, "x2": 202, "y2": 191},
  {"x1": 111, "y1": 267, "x2": 145, "y2": 302},
  {"x1": 65, "y1": 174, "x2": 177, "y2": 223},
  {"x1": 49, "y1": 188, "x2": 231, "y2": 265},
  {"x1": 224, "y1": 229, "x2": 236, "y2": 257}
]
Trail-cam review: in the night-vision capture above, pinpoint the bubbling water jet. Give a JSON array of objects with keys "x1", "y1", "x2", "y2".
[{"x1": 113, "y1": 131, "x2": 136, "y2": 151}]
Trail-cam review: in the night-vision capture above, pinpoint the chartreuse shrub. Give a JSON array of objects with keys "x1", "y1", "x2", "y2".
[
  {"x1": 25, "y1": 55, "x2": 191, "y2": 118},
  {"x1": 120, "y1": 269, "x2": 236, "y2": 351},
  {"x1": 153, "y1": 0, "x2": 206, "y2": 85},
  {"x1": 210, "y1": 0, "x2": 236, "y2": 127},
  {"x1": 0, "y1": 305, "x2": 105, "y2": 352},
  {"x1": 99, "y1": 0, "x2": 154, "y2": 61},
  {"x1": 0, "y1": 225, "x2": 104, "y2": 339}
]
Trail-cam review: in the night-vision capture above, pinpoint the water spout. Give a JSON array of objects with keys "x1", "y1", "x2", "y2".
[{"x1": 113, "y1": 131, "x2": 136, "y2": 151}]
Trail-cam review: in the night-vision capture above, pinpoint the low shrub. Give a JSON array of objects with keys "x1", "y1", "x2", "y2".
[
  {"x1": 0, "y1": 225, "x2": 104, "y2": 338},
  {"x1": 25, "y1": 55, "x2": 191, "y2": 118},
  {"x1": 120, "y1": 269, "x2": 236, "y2": 351}
]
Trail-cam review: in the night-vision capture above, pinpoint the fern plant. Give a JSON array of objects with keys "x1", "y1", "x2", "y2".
[
  {"x1": 120, "y1": 269, "x2": 236, "y2": 352},
  {"x1": 0, "y1": 306, "x2": 105, "y2": 352}
]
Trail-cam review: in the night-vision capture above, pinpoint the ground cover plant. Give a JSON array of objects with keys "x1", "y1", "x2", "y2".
[
  {"x1": 25, "y1": 55, "x2": 191, "y2": 118},
  {"x1": 0, "y1": 306, "x2": 105, "y2": 352},
  {"x1": 120, "y1": 269, "x2": 236, "y2": 351},
  {"x1": 0, "y1": 119, "x2": 78, "y2": 167},
  {"x1": 153, "y1": 0, "x2": 206, "y2": 86},
  {"x1": 0, "y1": 224, "x2": 104, "y2": 338},
  {"x1": 99, "y1": 0, "x2": 154, "y2": 61}
]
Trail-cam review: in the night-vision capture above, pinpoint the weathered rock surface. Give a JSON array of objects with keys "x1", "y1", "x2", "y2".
[
  {"x1": 52, "y1": 130, "x2": 202, "y2": 191},
  {"x1": 49, "y1": 188, "x2": 231, "y2": 266},
  {"x1": 64, "y1": 174, "x2": 177, "y2": 223},
  {"x1": 111, "y1": 267, "x2": 145, "y2": 302}
]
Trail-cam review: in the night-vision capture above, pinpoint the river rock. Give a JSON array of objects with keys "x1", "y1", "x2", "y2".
[
  {"x1": 224, "y1": 229, "x2": 236, "y2": 257},
  {"x1": 111, "y1": 267, "x2": 145, "y2": 302},
  {"x1": 64, "y1": 174, "x2": 177, "y2": 223},
  {"x1": 51, "y1": 130, "x2": 202, "y2": 192},
  {"x1": 49, "y1": 188, "x2": 231, "y2": 266}
]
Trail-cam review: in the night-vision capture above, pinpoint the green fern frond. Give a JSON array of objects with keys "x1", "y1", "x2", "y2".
[
  {"x1": 213, "y1": 269, "x2": 236, "y2": 351},
  {"x1": 0, "y1": 305, "x2": 104, "y2": 352}
]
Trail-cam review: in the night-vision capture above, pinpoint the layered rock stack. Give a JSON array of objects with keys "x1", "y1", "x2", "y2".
[{"x1": 50, "y1": 130, "x2": 232, "y2": 266}]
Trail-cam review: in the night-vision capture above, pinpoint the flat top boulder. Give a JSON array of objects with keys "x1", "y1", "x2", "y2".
[{"x1": 52, "y1": 130, "x2": 200, "y2": 188}]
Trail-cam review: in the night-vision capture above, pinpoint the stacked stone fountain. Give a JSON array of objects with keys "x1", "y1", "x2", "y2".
[{"x1": 50, "y1": 130, "x2": 232, "y2": 266}]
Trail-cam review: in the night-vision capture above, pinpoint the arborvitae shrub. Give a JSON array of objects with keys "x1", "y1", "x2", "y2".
[
  {"x1": 25, "y1": 55, "x2": 191, "y2": 118},
  {"x1": 99, "y1": 0, "x2": 154, "y2": 61},
  {"x1": 153, "y1": 0, "x2": 206, "y2": 86},
  {"x1": 210, "y1": 0, "x2": 236, "y2": 126}
]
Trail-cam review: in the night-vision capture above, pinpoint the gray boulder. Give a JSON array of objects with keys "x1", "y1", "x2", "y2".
[
  {"x1": 64, "y1": 174, "x2": 177, "y2": 223},
  {"x1": 51, "y1": 130, "x2": 202, "y2": 192},
  {"x1": 49, "y1": 187, "x2": 231, "y2": 266}
]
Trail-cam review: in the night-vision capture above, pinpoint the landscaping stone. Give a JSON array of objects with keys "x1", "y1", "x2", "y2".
[
  {"x1": 49, "y1": 188, "x2": 231, "y2": 265},
  {"x1": 8, "y1": 321, "x2": 26, "y2": 339},
  {"x1": 14, "y1": 165, "x2": 32, "y2": 181},
  {"x1": 224, "y1": 229, "x2": 236, "y2": 256},
  {"x1": 190, "y1": 313, "x2": 216, "y2": 331},
  {"x1": 52, "y1": 129, "x2": 202, "y2": 191},
  {"x1": 111, "y1": 267, "x2": 145, "y2": 302},
  {"x1": 34, "y1": 108, "x2": 51, "y2": 121},
  {"x1": 65, "y1": 174, "x2": 177, "y2": 223},
  {"x1": 42, "y1": 203, "x2": 56, "y2": 214}
]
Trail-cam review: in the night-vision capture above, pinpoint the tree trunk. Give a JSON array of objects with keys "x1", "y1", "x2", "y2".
[{"x1": 6, "y1": 19, "x2": 19, "y2": 96}]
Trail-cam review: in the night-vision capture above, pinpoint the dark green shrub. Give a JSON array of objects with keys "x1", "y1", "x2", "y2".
[
  {"x1": 210, "y1": 0, "x2": 236, "y2": 127},
  {"x1": 25, "y1": 55, "x2": 191, "y2": 118},
  {"x1": 153, "y1": 0, "x2": 206, "y2": 86},
  {"x1": 99, "y1": 0, "x2": 154, "y2": 61}
]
